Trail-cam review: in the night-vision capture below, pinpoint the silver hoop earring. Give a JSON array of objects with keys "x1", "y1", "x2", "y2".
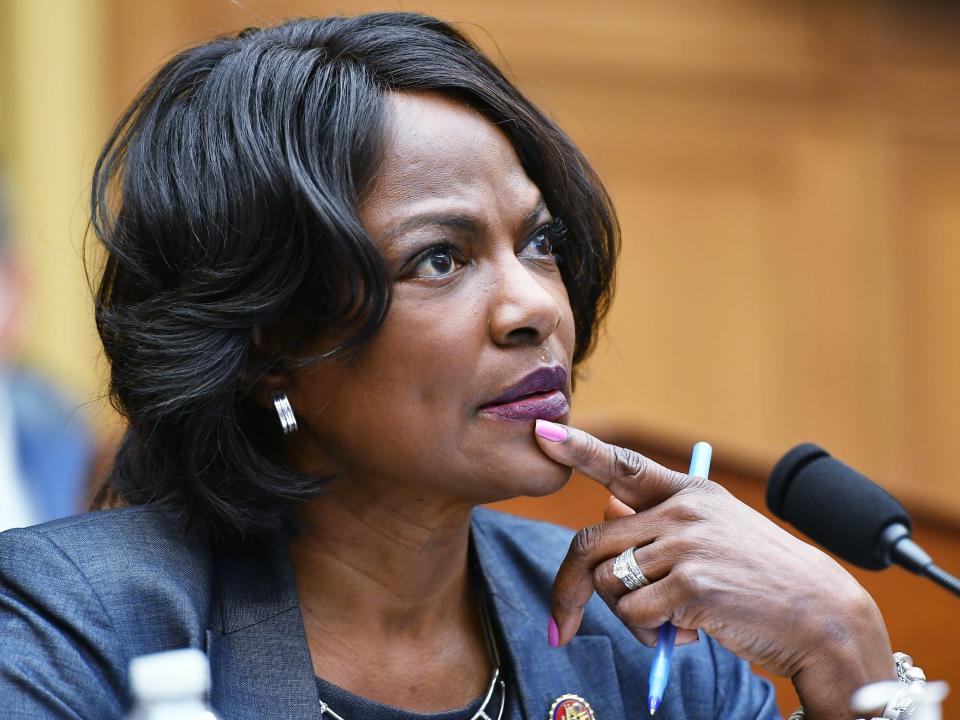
[{"x1": 272, "y1": 391, "x2": 298, "y2": 434}]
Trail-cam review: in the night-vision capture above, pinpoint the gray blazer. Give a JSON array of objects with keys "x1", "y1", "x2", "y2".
[{"x1": 0, "y1": 506, "x2": 778, "y2": 719}]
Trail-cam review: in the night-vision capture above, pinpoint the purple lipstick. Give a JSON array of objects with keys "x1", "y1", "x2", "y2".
[{"x1": 479, "y1": 366, "x2": 570, "y2": 421}]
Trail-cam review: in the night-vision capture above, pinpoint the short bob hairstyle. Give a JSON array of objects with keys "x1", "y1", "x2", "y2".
[{"x1": 92, "y1": 13, "x2": 619, "y2": 539}]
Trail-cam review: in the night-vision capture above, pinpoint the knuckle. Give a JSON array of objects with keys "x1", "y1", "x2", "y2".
[
  {"x1": 574, "y1": 432, "x2": 605, "y2": 465},
  {"x1": 669, "y1": 529, "x2": 698, "y2": 558},
  {"x1": 570, "y1": 523, "x2": 605, "y2": 560},
  {"x1": 592, "y1": 563, "x2": 609, "y2": 588},
  {"x1": 611, "y1": 445, "x2": 647, "y2": 479},
  {"x1": 614, "y1": 592, "x2": 634, "y2": 617},
  {"x1": 592, "y1": 566, "x2": 617, "y2": 605},
  {"x1": 672, "y1": 564, "x2": 700, "y2": 594},
  {"x1": 681, "y1": 474, "x2": 722, "y2": 495},
  {"x1": 665, "y1": 494, "x2": 707, "y2": 524},
  {"x1": 615, "y1": 591, "x2": 649, "y2": 625}
]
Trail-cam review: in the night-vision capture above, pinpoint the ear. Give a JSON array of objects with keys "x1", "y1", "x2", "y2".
[{"x1": 246, "y1": 325, "x2": 291, "y2": 412}]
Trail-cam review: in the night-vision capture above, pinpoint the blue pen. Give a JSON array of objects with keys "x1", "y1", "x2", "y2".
[{"x1": 648, "y1": 441, "x2": 712, "y2": 715}]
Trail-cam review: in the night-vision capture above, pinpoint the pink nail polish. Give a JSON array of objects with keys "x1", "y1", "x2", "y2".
[
  {"x1": 547, "y1": 617, "x2": 560, "y2": 647},
  {"x1": 535, "y1": 419, "x2": 568, "y2": 443}
]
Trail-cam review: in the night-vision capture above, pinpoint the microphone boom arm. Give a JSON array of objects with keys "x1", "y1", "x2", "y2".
[{"x1": 881, "y1": 522, "x2": 960, "y2": 597}]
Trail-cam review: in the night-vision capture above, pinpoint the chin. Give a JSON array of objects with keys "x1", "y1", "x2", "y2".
[
  {"x1": 521, "y1": 455, "x2": 573, "y2": 497},
  {"x1": 481, "y1": 448, "x2": 574, "y2": 502}
]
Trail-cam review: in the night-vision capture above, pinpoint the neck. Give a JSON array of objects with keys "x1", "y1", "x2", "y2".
[
  {"x1": 288, "y1": 477, "x2": 497, "y2": 710},
  {"x1": 289, "y1": 478, "x2": 477, "y2": 638}
]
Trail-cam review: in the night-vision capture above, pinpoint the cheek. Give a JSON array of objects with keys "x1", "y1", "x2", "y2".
[
  {"x1": 369, "y1": 297, "x2": 483, "y2": 407},
  {"x1": 553, "y1": 282, "x2": 577, "y2": 361},
  {"x1": 296, "y1": 296, "x2": 484, "y2": 465}
]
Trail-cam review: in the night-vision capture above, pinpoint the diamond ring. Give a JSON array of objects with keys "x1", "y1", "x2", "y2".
[{"x1": 612, "y1": 546, "x2": 649, "y2": 591}]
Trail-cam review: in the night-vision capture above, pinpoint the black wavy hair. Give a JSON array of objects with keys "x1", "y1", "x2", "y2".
[{"x1": 91, "y1": 13, "x2": 619, "y2": 539}]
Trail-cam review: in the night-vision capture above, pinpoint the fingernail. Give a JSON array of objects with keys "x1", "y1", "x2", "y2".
[
  {"x1": 535, "y1": 419, "x2": 568, "y2": 443},
  {"x1": 547, "y1": 617, "x2": 560, "y2": 647}
]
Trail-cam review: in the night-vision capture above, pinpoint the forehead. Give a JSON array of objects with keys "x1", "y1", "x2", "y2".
[{"x1": 359, "y1": 92, "x2": 541, "y2": 239}]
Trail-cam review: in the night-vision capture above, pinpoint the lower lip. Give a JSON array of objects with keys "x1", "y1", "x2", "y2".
[{"x1": 479, "y1": 390, "x2": 570, "y2": 421}]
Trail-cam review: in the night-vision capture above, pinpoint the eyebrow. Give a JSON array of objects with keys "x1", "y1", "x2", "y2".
[
  {"x1": 382, "y1": 199, "x2": 548, "y2": 245},
  {"x1": 521, "y1": 199, "x2": 549, "y2": 230}
]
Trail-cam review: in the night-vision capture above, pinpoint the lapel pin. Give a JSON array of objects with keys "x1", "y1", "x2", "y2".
[{"x1": 548, "y1": 694, "x2": 596, "y2": 720}]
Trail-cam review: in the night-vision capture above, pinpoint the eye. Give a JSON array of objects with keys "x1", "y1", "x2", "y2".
[
  {"x1": 410, "y1": 244, "x2": 465, "y2": 278},
  {"x1": 519, "y1": 219, "x2": 566, "y2": 261},
  {"x1": 525, "y1": 234, "x2": 554, "y2": 257}
]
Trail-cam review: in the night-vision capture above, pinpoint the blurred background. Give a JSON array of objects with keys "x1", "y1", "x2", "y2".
[{"x1": 1, "y1": 0, "x2": 958, "y2": 715}]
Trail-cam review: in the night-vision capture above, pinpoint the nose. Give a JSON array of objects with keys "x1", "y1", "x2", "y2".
[{"x1": 487, "y1": 253, "x2": 563, "y2": 348}]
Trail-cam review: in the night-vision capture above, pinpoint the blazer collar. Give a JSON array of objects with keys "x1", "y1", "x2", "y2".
[
  {"x1": 207, "y1": 511, "x2": 625, "y2": 720},
  {"x1": 208, "y1": 534, "x2": 323, "y2": 719},
  {"x1": 470, "y1": 508, "x2": 626, "y2": 720}
]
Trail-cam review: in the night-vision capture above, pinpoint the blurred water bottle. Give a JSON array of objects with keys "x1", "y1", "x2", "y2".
[{"x1": 128, "y1": 648, "x2": 219, "y2": 720}]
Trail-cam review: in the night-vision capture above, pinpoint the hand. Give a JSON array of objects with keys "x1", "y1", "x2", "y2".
[{"x1": 534, "y1": 421, "x2": 895, "y2": 719}]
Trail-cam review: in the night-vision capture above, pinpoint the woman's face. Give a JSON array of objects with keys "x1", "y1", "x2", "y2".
[{"x1": 283, "y1": 92, "x2": 576, "y2": 505}]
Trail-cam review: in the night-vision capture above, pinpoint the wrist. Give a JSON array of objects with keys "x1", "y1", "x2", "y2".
[
  {"x1": 791, "y1": 653, "x2": 932, "y2": 720},
  {"x1": 793, "y1": 654, "x2": 895, "y2": 720},
  {"x1": 791, "y1": 589, "x2": 895, "y2": 720}
]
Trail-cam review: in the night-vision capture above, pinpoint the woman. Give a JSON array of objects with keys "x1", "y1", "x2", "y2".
[{"x1": 0, "y1": 13, "x2": 894, "y2": 720}]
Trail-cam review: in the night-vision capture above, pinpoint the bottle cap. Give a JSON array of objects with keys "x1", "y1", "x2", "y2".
[{"x1": 129, "y1": 648, "x2": 211, "y2": 703}]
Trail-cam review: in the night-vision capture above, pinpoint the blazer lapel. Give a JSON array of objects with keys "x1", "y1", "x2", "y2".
[
  {"x1": 206, "y1": 516, "x2": 626, "y2": 720},
  {"x1": 494, "y1": 612, "x2": 626, "y2": 720},
  {"x1": 472, "y1": 516, "x2": 626, "y2": 720},
  {"x1": 208, "y1": 535, "x2": 322, "y2": 720}
]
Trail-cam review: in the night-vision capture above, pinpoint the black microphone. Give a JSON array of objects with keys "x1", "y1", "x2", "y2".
[{"x1": 768, "y1": 443, "x2": 960, "y2": 597}]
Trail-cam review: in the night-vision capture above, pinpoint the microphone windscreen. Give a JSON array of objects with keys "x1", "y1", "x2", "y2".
[{"x1": 767, "y1": 443, "x2": 911, "y2": 570}]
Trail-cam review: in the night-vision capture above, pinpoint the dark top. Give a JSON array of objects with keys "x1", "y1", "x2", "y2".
[{"x1": 315, "y1": 675, "x2": 489, "y2": 720}]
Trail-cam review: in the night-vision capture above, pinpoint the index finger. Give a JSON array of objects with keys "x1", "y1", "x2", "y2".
[{"x1": 534, "y1": 420, "x2": 690, "y2": 511}]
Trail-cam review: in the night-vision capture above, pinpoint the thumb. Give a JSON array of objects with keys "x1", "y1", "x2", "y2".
[{"x1": 603, "y1": 495, "x2": 634, "y2": 521}]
